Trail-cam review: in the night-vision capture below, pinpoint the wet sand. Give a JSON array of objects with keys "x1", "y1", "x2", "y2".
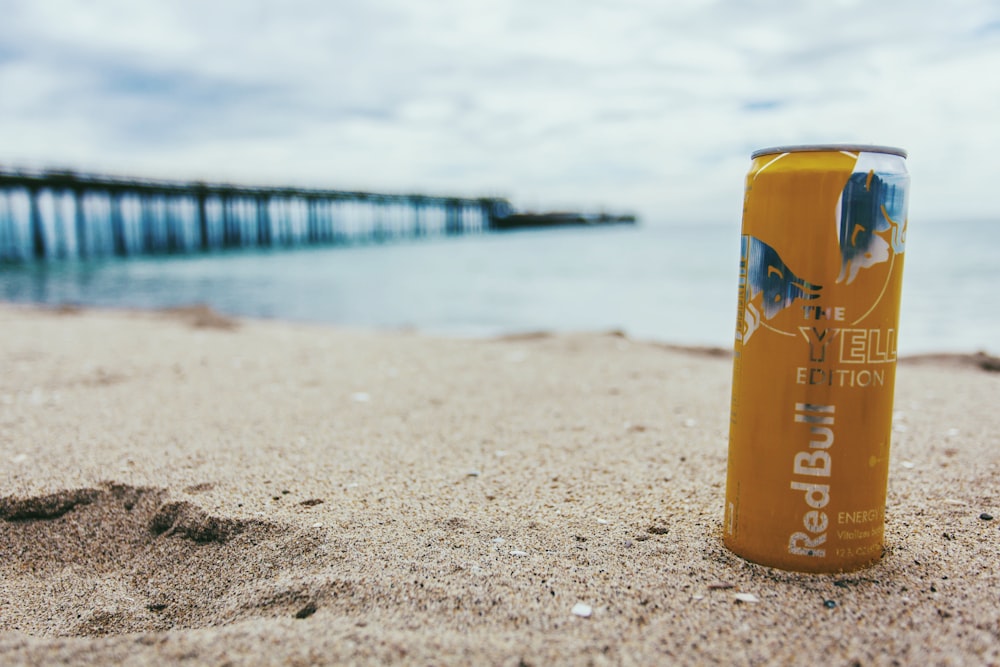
[{"x1": 1, "y1": 304, "x2": 997, "y2": 665}]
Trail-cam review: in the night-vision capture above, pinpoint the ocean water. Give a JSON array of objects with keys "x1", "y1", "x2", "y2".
[{"x1": 0, "y1": 220, "x2": 995, "y2": 356}]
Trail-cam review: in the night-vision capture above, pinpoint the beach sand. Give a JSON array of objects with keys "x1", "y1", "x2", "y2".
[{"x1": 1, "y1": 304, "x2": 997, "y2": 665}]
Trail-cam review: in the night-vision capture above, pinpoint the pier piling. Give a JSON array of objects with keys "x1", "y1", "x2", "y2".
[
  {"x1": 0, "y1": 167, "x2": 634, "y2": 264},
  {"x1": 0, "y1": 168, "x2": 511, "y2": 262}
]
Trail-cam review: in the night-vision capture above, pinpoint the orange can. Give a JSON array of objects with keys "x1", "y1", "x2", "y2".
[{"x1": 724, "y1": 144, "x2": 909, "y2": 572}]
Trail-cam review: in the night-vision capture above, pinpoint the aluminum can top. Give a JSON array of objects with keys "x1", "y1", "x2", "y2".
[{"x1": 751, "y1": 144, "x2": 907, "y2": 159}]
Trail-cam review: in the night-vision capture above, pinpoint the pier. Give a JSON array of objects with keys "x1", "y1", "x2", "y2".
[{"x1": 0, "y1": 168, "x2": 521, "y2": 263}]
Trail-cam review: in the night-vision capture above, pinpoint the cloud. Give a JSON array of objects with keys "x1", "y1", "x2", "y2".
[
  {"x1": 742, "y1": 100, "x2": 785, "y2": 112},
  {"x1": 1, "y1": 0, "x2": 998, "y2": 223}
]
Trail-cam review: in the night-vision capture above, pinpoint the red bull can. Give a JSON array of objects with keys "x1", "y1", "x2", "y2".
[{"x1": 724, "y1": 144, "x2": 909, "y2": 572}]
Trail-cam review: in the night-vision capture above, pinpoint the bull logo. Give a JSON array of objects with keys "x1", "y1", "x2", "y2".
[
  {"x1": 837, "y1": 158, "x2": 908, "y2": 284},
  {"x1": 738, "y1": 235, "x2": 822, "y2": 343}
]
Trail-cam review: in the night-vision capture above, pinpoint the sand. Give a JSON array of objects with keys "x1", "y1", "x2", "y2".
[{"x1": 0, "y1": 303, "x2": 997, "y2": 666}]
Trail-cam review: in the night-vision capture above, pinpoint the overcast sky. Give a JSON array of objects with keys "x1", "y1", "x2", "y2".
[{"x1": 1, "y1": 0, "x2": 997, "y2": 224}]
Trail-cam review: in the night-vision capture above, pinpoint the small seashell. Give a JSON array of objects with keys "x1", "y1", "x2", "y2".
[
  {"x1": 734, "y1": 593, "x2": 759, "y2": 603},
  {"x1": 509, "y1": 550, "x2": 528, "y2": 557},
  {"x1": 571, "y1": 603, "x2": 593, "y2": 618}
]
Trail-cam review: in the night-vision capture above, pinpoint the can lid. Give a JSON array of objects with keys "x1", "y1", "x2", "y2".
[{"x1": 751, "y1": 144, "x2": 907, "y2": 159}]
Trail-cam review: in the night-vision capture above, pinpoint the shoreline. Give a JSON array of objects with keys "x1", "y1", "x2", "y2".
[
  {"x1": 1, "y1": 302, "x2": 998, "y2": 665},
  {"x1": 4, "y1": 300, "x2": 998, "y2": 370}
]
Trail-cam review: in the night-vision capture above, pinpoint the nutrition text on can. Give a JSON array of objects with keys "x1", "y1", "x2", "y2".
[{"x1": 723, "y1": 144, "x2": 909, "y2": 573}]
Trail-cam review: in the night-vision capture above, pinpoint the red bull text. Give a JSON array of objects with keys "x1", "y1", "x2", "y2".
[{"x1": 724, "y1": 145, "x2": 909, "y2": 572}]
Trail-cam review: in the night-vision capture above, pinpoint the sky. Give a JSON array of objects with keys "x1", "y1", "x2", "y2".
[{"x1": 1, "y1": 0, "x2": 998, "y2": 225}]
